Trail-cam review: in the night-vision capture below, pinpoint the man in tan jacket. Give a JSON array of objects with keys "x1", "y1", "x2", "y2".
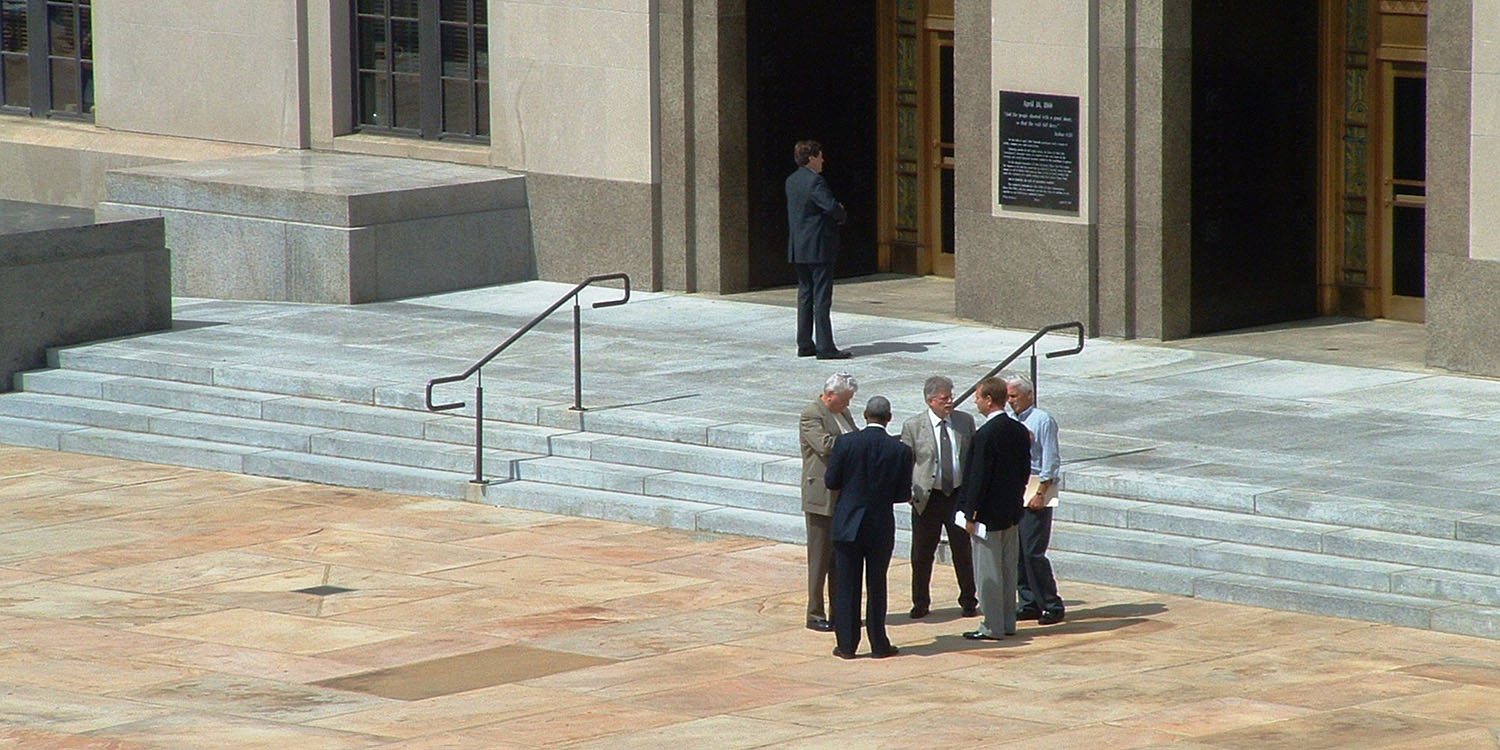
[
  {"x1": 800, "y1": 371, "x2": 859, "y2": 631},
  {"x1": 898, "y1": 375, "x2": 979, "y2": 619}
]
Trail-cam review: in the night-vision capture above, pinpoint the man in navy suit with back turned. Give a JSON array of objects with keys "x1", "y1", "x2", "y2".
[
  {"x1": 786, "y1": 139, "x2": 850, "y2": 360},
  {"x1": 824, "y1": 396, "x2": 914, "y2": 659}
]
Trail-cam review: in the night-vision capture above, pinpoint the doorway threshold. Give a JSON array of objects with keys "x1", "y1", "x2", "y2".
[
  {"x1": 714, "y1": 274, "x2": 962, "y2": 325},
  {"x1": 1155, "y1": 317, "x2": 1431, "y2": 373}
]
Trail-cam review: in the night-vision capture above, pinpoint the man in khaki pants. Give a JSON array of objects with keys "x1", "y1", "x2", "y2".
[{"x1": 799, "y1": 371, "x2": 858, "y2": 631}]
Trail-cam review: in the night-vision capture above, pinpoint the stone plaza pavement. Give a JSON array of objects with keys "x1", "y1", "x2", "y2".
[{"x1": 2, "y1": 445, "x2": 1499, "y2": 749}]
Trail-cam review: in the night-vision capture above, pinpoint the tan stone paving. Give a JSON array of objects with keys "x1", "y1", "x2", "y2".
[{"x1": 2, "y1": 444, "x2": 1499, "y2": 749}]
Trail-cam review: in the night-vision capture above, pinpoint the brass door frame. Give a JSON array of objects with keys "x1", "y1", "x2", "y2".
[
  {"x1": 1372, "y1": 1, "x2": 1426, "y2": 321},
  {"x1": 924, "y1": 22, "x2": 954, "y2": 277},
  {"x1": 1377, "y1": 60, "x2": 1425, "y2": 321},
  {"x1": 875, "y1": 0, "x2": 952, "y2": 277},
  {"x1": 1316, "y1": 0, "x2": 1426, "y2": 321}
]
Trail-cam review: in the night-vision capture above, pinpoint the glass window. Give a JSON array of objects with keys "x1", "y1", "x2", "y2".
[
  {"x1": 353, "y1": 0, "x2": 487, "y2": 141},
  {"x1": 1, "y1": 0, "x2": 90, "y2": 118}
]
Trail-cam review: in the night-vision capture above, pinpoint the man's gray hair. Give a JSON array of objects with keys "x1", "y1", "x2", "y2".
[
  {"x1": 1004, "y1": 373, "x2": 1035, "y2": 395},
  {"x1": 824, "y1": 371, "x2": 858, "y2": 395},
  {"x1": 923, "y1": 375, "x2": 954, "y2": 401},
  {"x1": 864, "y1": 395, "x2": 892, "y2": 422}
]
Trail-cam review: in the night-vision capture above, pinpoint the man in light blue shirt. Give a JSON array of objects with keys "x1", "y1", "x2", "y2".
[{"x1": 1006, "y1": 374, "x2": 1064, "y2": 624}]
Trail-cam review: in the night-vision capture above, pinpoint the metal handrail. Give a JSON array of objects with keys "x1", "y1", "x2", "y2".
[
  {"x1": 425, "y1": 273, "x2": 631, "y2": 483},
  {"x1": 954, "y1": 321, "x2": 1085, "y2": 407}
]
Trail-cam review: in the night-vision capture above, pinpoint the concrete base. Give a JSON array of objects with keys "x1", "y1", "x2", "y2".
[
  {"x1": 98, "y1": 152, "x2": 535, "y2": 303},
  {"x1": 0, "y1": 200, "x2": 169, "y2": 393}
]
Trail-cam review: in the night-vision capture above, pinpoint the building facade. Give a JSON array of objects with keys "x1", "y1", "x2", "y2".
[{"x1": 1, "y1": 1, "x2": 1496, "y2": 374}]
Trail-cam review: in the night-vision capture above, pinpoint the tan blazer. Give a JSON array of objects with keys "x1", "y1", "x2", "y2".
[
  {"x1": 800, "y1": 397, "x2": 858, "y2": 516},
  {"x1": 898, "y1": 408, "x2": 976, "y2": 516}
]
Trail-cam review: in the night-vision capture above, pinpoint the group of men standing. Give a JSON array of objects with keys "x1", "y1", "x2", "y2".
[{"x1": 800, "y1": 371, "x2": 1065, "y2": 658}]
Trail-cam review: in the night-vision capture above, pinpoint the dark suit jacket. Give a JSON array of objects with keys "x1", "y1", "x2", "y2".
[
  {"x1": 956, "y1": 413, "x2": 1031, "y2": 532},
  {"x1": 785, "y1": 166, "x2": 847, "y2": 264},
  {"x1": 824, "y1": 426, "x2": 914, "y2": 544}
]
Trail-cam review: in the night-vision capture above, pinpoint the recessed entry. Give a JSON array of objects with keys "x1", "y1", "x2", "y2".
[{"x1": 313, "y1": 645, "x2": 615, "y2": 701}]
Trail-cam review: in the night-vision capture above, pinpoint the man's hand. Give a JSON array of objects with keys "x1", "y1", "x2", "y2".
[
  {"x1": 965, "y1": 520, "x2": 977, "y2": 535},
  {"x1": 1026, "y1": 492, "x2": 1046, "y2": 511}
]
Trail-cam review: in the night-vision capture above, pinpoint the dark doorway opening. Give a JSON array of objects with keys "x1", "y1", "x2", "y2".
[
  {"x1": 745, "y1": 1, "x2": 879, "y2": 290},
  {"x1": 1190, "y1": 2, "x2": 1319, "y2": 334}
]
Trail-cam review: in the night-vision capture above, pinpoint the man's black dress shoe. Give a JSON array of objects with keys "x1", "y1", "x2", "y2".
[
  {"x1": 797, "y1": 348, "x2": 817, "y2": 357},
  {"x1": 816, "y1": 349, "x2": 852, "y2": 360},
  {"x1": 1016, "y1": 608, "x2": 1042, "y2": 621},
  {"x1": 832, "y1": 647, "x2": 857, "y2": 659},
  {"x1": 962, "y1": 630, "x2": 1002, "y2": 641},
  {"x1": 870, "y1": 645, "x2": 900, "y2": 659},
  {"x1": 961, "y1": 606, "x2": 980, "y2": 618},
  {"x1": 908, "y1": 606, "x2": 929, "y2": 619},
  {"x1": 806, "y1": 618, "x2": 834, "y2": 632},
  {"x1": 1038, "y1": 610, "x2": 1065, "y2": 625}
]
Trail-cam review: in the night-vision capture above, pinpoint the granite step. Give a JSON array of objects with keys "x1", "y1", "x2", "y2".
[
  {"x1": 57, "y1": 426, "x2": 270, "y2": 473},
  {"x1": 242, "y1": 450, "x2": 472, "y2": 499},
  {"x1": 0, "y1": 391, "x2": 173, "y2": 432},
  {"x1": 1048, "y1": 549, "x2": 1492, "y2": 638}
]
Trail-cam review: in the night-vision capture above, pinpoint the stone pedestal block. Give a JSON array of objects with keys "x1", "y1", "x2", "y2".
[
  {"x1": 99, "y1": 152, "x2": 535, "y2": 303},
  {"x1": 0, "y1": 200, "x2": 170, "y2": 392}
]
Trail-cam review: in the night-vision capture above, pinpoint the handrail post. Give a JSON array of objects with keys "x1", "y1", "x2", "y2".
[
  {"x1": 1030, "y1": 350, "x2": 1039, "y2": 405},
  {"x1": 472, "y1": 376, "x2": 486, "y2": 484},
  {"x1": 571, "y1": 297, "x2": 584, "y2": 412}
]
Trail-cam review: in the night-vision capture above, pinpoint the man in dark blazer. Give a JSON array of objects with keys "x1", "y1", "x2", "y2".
[
  {"x1": 824, "y1": 396, "x2": 914, "y2": 659},
  {"x1": 956, "y1": 377, "x2": 1032, "y2": 641},
  {"x1": 786, "y1": 139, "x2": 849, "y2": 360}
]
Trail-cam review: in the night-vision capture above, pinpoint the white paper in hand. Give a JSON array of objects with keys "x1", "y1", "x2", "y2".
[{"x1": 954, "y1": 510, "x2": 987, "y2": 540}]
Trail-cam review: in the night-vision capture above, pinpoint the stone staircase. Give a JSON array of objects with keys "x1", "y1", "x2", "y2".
[{"x1": 4, "y1": 338, "x2": 1499, "y2": 640}]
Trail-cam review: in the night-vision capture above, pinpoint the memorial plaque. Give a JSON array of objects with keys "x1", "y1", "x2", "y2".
[{"x1": 998, "y1": 91, "x2": 1080, "y2": 211}]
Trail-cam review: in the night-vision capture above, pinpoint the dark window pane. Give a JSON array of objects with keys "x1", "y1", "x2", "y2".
[
  {"x1": 1392, "y1": 205, "x2": 1425, "y2": 298},
  {"x1": 2, "y1": 5, "x2": 28, "y2": 53},
  {"x1": 442, "y1": 77, "x2": 472, "y2": 135},
  {"x1": 358, "y1": 71, "x2": 386, "y2": 126},
  {"x1": 441, "y1": 23, "x2": 468, "y2": 77},
  {"x1": 78, "y1": 5, "x2": 89, "y2": 58},
  {"x1": 80, "y1": 59, "x2": 90, "y2": 111},
  {"x1": 474, "y1": 26, "x2": 486, "y2": 80},
  {"x1": 356, "y1": 0, "x2": 385, "y2": 13},
  {"x1": 391, "y1": 19, "x2": 418, "y2": 73},
  {"x1": 939, "y1": 45, "x2": 954, "y2": 144},
  {"x1": 474, "y1": 1, "x2": 485, "y2": 25},
  {"x1": 440, "y1": 0, "x2": 467, "y2": 23},
  {"x1": 390, "y1": 0, "x2": 418, "y2": 19},
  {"x1": 47, "y1": 3, "x2": 76, "y2": 56},
  {"x1": 357, "y1": 17, "x2": 385, "y2": 70},
  {"x1": 49, "y1": 57, "x2": 78, "y2": 112},
  {"x1": 2, "y1": 54, "x2": 28, "y2": 106},
  {"x1": 1393, "y1": 76, "x2": 1426, "y2": 182},
  {"x1": 392, "y1": 73, "x2": 420, "y2": 129},
  {"x1": 475, "y1": 81, "x2": 488, "y2": 136}
]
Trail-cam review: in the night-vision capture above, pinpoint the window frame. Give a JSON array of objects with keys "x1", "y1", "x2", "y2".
[
  {"x1": 351, "y1": 0, "x2": 488, "y2": 143},
  {"x1": 0, "y1": 0, "x2": 93, "y2": 120}
]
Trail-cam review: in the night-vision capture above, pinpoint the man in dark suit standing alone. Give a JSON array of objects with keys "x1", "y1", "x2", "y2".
[
  {"x1": 786, "y1": 139, "x2": 850, "y2": 360},
  {"x1": 824, "y1": 396, "x2": 913, "y2": 659},
  {"x1": 957, "y1": 377, "x2": 1033, "y2": 641}
]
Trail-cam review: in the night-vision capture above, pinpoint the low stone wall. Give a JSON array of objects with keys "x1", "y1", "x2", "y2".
[
  {"x1": 98, "y1": 152, "x2": 535, "y2": 304},
  {"x1": 0, "y1": 202, "x2": 170, "y2": 392}
]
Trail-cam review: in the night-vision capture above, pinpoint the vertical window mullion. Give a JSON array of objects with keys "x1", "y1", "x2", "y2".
[
  {"x1": 418, "y1": 4, "x2": 440, "y2": 138},
  {"x1": 26, "y1": 0, "x2": 46, "y2": 111},
  {"x1": 383, "y1": 11, "x2": 395, "y2": 128}
]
